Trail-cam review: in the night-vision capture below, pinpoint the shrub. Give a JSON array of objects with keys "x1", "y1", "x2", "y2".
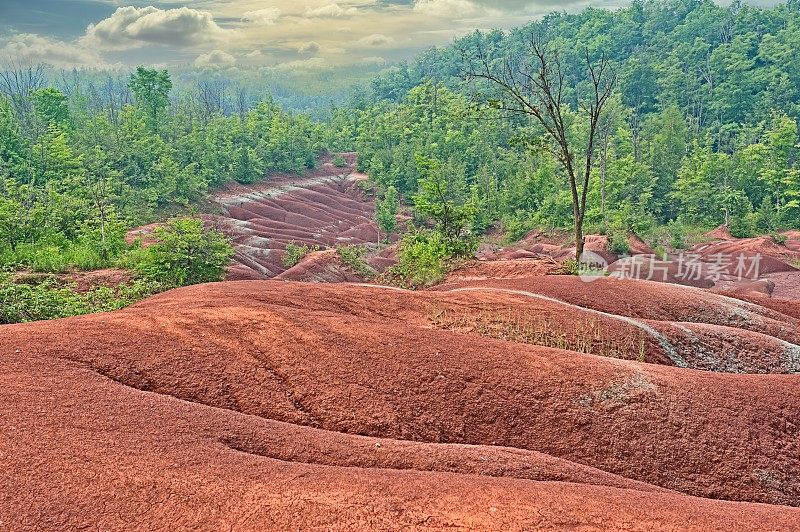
[
  {"x1": 501, "y1": 211, "x2": 537, "y2": 244},
  {"x1": 391, "y1": 229, "x2": 453, "y2": 287},
  {"x1": 667, "y1": 219, "x2": 686, "y2": 250},
  {"x1": 608, "y1": 230, "x2": 630, "y2": 255},
  {"x1": 336, "y1": 245, "x2": 375, "y2": 278},
  {"x1": 0, "y1": 272, "x2": 160, "y2": 324},
  {"x1": 282, "y1": 241, "x2": 320, "y2": 268},
  {"x1": 559, "y1": 258, "x2": 580, "y2": 276},
  {"x1": 332, "y1": 154, "x2": 347, "y2": 168},
  {"x1": 375, "y1": 185, "x2": 399, "y2": 242},
  {"x1": 135, "y1": 218, "x2": 233, "y2": 287},
  {"x1": 772, "y1": 232, "x2": 788, "y2": 245}
]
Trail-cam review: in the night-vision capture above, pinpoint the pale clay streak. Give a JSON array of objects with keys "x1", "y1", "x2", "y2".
[{"x1": 350, "y1": 283, "x2": 687, "y2": 367}]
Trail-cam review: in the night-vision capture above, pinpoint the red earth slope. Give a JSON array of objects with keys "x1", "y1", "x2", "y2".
[
  {"x1": 208, "y1": 158, "x2": 383, "y2": 280},
  {"x1": 2, "y1": 280, "x2": 799, "y2": 531}
]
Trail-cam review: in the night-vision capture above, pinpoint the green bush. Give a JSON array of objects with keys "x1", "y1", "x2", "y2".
[
  {"x1": 336, "y1": 245, "x2": 376, "y2": 278},
  {"x1": 135, "y1": 218, "x2": 233, "y2": 287},
  {"x1": 0, "y1": 272, "x2": 160, "y2": 324},
  {"x1": 608, "y1": 230, "x2": 630, "y2": 255},
  {"x1": 667, "y1": 219, "x2": 686, "y2": 250},
  {"x1": 282, "y1": 241, "x2": 320, "y2": 268},
  {"x1": 772, "y1": 232, "x2": 788, "y2": 245},
  {"x1": 391, "y1": 229, "x2": 455, "y2": 287},
  {"x1": 332, "y1": 154, "x2": 347, "y2": 168},
  {"x1": 501, "y1": 211, "x2": 537, "y2": 244}
]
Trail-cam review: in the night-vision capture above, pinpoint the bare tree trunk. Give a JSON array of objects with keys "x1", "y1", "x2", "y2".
[{"x1": 460, "y1": 35, "x2": 616, "y2": 261}]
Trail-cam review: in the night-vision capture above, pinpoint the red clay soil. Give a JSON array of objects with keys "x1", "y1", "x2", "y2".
[
  {"x1": 124, "y1": 222, "x2": 161, "y2": 248},
  {"x1": 446, "y1": 258, "x2": 559, "y2": 281},
  {"x1": 275, "y1": 249, "x2": 372, "y2": 283},
  {"x1": 501, "y1": 227, "x2": 800, "y2": 294},
  {"x1": 4, "y1": 280, "x2": 800, "y2": 522},
  {"x1": 627, "y1": 232, "x2": 656, "y2": 255},
  {"x1": 437, "y1": 275, "x2": 800, "y2": 374},
  {"x1": 209, "y1": 164, "x2": 390, "y2": 280},
  {"x1": 499, "y1": 230, "x2": 652, "y2": 265},
  {"x1": 705, "y1": 224, "x2": 735, "y2": 240},
  {"x1": 4, "y1": 338, "x2": 799, "y2": 532}
]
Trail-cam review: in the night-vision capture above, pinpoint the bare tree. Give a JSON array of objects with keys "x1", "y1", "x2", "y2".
[
  {"x1": 460, "y1": 34, "x2": 616, "y2": 259},
  {"x1": 196, "y1": 79, "x2": 228, "y2": 120},
  {"x1": 0, "y1": 62, "x2": 47, "y2": 134},
  {"x1": 234, "y1": 84, "x2": 249, "y2": 124}
]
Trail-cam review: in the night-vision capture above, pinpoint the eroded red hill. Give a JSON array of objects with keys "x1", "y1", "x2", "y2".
[{"x1": 2, "y1": 279, "x2": 799, "y2": 531}]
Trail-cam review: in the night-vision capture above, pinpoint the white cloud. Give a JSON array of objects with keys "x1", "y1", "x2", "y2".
[
  {"x1": 356, "y1": 34, "x2": 394, "y2": 47},
  {"x1": 242, "y1": 8, "x2": 281, "y2": 25},
  {"x1": 272, "y1": 57, "x2": 329, "y2": 71},
  {"x1": 194, "y1": 49, "x2": 236, "y2": 69},
  {"x1": 413, "y1": 0, "x2": 498, "y2": 17},
  {"x1": 298, "y1": 41, "x2": 321, "y2": 54},
  {"x1": 246, "y1": 49, "x2": 263, "y2": 58},
  {"x1": 305, "y1": 3, "x2": 358, "y2": 18},
  {"x1": 361, "y1": 56, "x2": 387, "y2": 65},
  {"x1": 83, "y1": 6, "x2": 224, "y2": 50},
  {"x1": 0, "y1": 33, "x2": 113, "y2": 69}
]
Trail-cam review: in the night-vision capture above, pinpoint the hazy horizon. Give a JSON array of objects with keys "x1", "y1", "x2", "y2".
[{"x1": 0, "y1": 0, "x2": 784, "y2": 72}]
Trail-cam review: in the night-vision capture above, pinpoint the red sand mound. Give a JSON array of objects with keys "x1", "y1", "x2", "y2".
[
  {"x1": 438, "y1": 275, "x2": 799, "y2": 342},
  {"x1": 4, "y1": 338, "x2": 799, "y2": 532},
  {"x1": 435, "y1": 276, "x2": 800, "y2": 374},
  {"x1": 124, "y1": 222, "x2": 160, "y2": 248},
  {"x1": 275, "y1": 249, "x2": 373, "y2": 283},
  {"x1": 628, "y1": 232, "x2": 655, "y2": 255},
  {"x1": 446, "y1": 259, "x2": 558, "y2": 281},
  {"x1": 5, "y1": 280, "x2": 800, "y2": 515},
  {"x1": 705, "y1": 224, "x2": 735, "y2": 240}
]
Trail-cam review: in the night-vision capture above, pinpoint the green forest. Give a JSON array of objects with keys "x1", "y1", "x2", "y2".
[
  {"x1": 345, "y1": 0, "x2": 800, "y2": 248},
  {"x1": 2, "y1": 0, "x2": 800, "y2": 319}
]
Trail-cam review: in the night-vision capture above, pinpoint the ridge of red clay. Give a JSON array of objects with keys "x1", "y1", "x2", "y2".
[
  {"x1": 4, "y1": 280, "x2": 799, "y2": 515},
  {"x1": 4, "y1": 338, "x2": 798, "y2": 531}
]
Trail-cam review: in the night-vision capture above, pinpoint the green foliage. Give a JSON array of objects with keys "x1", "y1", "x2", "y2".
[
  {"x1": 390, "y1": 226, "x2": 478, "y2": 287},
  {"x1": 136, "y1": 218, "x2": 233, "y2": 287},
  {"x1": 413, "y1": 155, "x2": 477, "y2": 240},
  {"x1": 392, "y1": 229, "x2": 453, "y2": 287},
  {"x1": 772, "y1": 232, "x2": 788, "y2": 246},
  {"x1": 282, "y1": 241, "x2": 320, "y2": 268},
  {"x1": 667, "y1": 219, "x2": 687, "y2": 250},
  {"x1": 608, "y1": 230, "x2": 631, "y2": 256},
  {"x1": 375, "y1": 185, "x2": 399, "y2": 241},
  {"x1": 0, "y1": 69, "x2": 326, "y2": 280},
  {"x1": 332, "y1": 154, "x2": 347, "y2": 168},
  {"x1": 129, "y1": 67, "x2": 172, "y2": 132},
  {"x1": 233, "y1": 145, "x2": 258, "y2": 184},
  {"x1": 353, "y1": 1, "x2": 800, "y2": 244},
  {"x1": 336, "y1": 245, "x2": 375, "y2": 278},
  {"x1": 0, "y1": 272, "x2": 159, "y2": 324},
  {"x1": 31, "y1": 88, "x2": 72, "y2": 130}
]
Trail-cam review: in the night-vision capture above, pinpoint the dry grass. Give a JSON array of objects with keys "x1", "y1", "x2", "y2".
[{"x1": 430, "y1": 306, "x2": 646, "y2": 361}]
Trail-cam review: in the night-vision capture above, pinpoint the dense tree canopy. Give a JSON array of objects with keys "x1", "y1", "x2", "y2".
[{"x1": 343, "y1": 0, "x2": 800, "y2": 241}]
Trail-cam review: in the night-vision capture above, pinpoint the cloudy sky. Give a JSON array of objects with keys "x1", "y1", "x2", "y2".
[{"x1": 0, "y1": 0, "x2": 781, "y2": 71}]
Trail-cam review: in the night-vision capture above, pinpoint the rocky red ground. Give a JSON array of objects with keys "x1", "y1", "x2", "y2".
[
  {"x1": 206, "y1": 155, "x2": 394, "y2": 281},
  {"x1": 2, "y1": 279, "x2": 800, "y2": 529}
]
